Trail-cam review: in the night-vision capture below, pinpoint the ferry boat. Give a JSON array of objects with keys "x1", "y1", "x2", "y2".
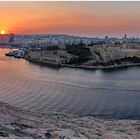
[
  {"x1": 5, "y1": 49, "x2": 26, "y2": 58},
  {"x1": 5, "y1": 51, "x2": 15, "y2": 56}
]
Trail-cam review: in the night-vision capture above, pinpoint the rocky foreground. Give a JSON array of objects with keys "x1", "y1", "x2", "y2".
[{"x1": 0, "y1": 102, "x2": 140, "y2": 139}]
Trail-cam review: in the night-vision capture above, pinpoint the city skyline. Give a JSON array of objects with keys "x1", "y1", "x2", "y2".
[{"x1": 1, "y1": 1, "x2": 140, "y2": 37}]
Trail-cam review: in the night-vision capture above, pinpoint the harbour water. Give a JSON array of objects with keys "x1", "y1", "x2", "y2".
[{"x1": 0, "y1": 48, "x2": 140, "y2": 119}]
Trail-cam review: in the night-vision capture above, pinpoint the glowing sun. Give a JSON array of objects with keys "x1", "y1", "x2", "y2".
[{"x1": 0, "y1": 30, "x2": 6, "y2": 35}]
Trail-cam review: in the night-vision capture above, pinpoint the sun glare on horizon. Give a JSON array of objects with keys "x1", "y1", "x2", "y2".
[{"x1": 0, "y1": 30, "x2": 6, "y2": 35}]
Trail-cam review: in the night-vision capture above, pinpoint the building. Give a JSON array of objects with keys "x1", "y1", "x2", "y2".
[{"x1": 0, "y1": 34, "x2": 14, "y2": 45}]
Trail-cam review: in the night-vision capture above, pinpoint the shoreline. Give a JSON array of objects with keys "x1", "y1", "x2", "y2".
[
  {"x1": 28, "y1": 58, "x2": 140, "y2": 70},
  {"x1": 62, "y1": 63, "x2": 140, "y2": 70},
  {"x1": 3, "y1": 47, "x2": 140, "y2": 70},
  {"x1": 0, "y1": 102, "x2": 140, "y2": 138}
]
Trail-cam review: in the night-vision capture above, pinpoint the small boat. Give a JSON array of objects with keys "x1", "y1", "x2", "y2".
[
  {"x1": 5, "y1": 51, "x2": 15, "y2": 56},
  {"x1": 5, "y1": 49, "x2": 26, "y2": 58}
]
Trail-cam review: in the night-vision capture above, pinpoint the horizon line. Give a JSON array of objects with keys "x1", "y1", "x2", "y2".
[{"x1": 1, "y1": 33, "x2": 140, "y2": 39}]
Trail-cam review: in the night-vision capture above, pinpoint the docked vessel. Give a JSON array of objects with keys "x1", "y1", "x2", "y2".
[{"x1": 5, "y1": 49, "x2": 26, "y2": 58}]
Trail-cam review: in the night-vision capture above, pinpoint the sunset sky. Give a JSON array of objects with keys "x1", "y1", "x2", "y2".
[{"x1": 0, "y1": 1, "x2": 140, "y2": 37}]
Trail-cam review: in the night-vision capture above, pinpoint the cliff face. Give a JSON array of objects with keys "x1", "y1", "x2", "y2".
[{"x1": 0, "y1": 102, "x2": 140, "y2": 139}]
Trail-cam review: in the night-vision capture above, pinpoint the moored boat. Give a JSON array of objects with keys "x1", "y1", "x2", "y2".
[{"x1": 5, "y1": 49, "x2": 26, "y2": 58}]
